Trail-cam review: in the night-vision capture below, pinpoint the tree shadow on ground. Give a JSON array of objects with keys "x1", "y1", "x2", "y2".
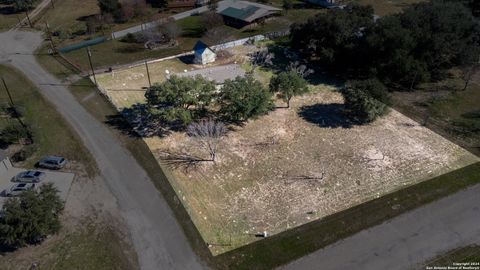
[
  {"x1": 105, "y1": 113, "x2": 142, "y2": 137},
  {"x1": 0, "y1": 244, "x2": 17, "y2": 255},
  {"x1": 157, "y1": 150, "x2": 210, "y2": 172},
  {"x1": 298, "y1": 103, "x2": 354, "y2": 128},
  {"x1": 0, "y1": 6, "x2": 17, "y2": 15}
]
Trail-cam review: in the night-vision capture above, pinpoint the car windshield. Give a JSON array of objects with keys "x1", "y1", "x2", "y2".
[
  {"x1": 17, "y1": 184, "x2": 26, "y2": 188},
  {"x1": 33, "y1": 172, "x2": 41, "y2": 176}
]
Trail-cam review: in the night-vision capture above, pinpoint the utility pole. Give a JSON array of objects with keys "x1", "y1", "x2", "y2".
[
  {"x1": 25, "y1": 10, "x2": 33, "y2": 28},
  {"x1": 86, "y1": 47, "x2": 97, "y2": 86},
  {"x1": 50, "y1": 0, "x2": 55, "y2": 9},
  {"x1": 145, "y1": 60, "x2": 152, "y2": 87},
  {"x1": 45, "y1": 22, "x2": 57, "y2": 54},
  {"x1": 1, "y1": 77, "x2": 15, "y2": 108}
]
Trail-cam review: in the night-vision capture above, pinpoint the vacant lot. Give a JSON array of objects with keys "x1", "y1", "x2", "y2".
[
  {"x1": 145, "y1": 88, "x2": 478, "y2": 254},
  {"x1": 98, "y1": 56, "x2": 479, "y2": 255}
]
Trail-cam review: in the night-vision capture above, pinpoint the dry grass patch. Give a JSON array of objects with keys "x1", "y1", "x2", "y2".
[
  {"x1": 95, "y1": 45, "x2": 478, "y2": 256},
  {"x1": 144, "y1": 88, "x2": 478, "y2": 255}
]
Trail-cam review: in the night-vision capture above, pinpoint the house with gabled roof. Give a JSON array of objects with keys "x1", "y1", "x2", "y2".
[{"x1": 193, "y1": 41, "x2": 216, "y2": 65}]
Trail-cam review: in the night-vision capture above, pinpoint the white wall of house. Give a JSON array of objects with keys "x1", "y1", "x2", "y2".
[{"x1": 194, "y1": 48, "x2": 216, "y2": 65}]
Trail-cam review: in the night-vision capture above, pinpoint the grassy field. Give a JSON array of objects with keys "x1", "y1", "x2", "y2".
[
  {"x1": 0, "y1": 3, "x2": 22, "y2": 30},
  {"x1": 392, "y1": 76, "x2": 480, "y2": 157},
  {"x1": 422, "y1": 245, "x2": 480, "y2": 269},
  {"x1": 0, "y1": 222, "x2": 137, "y2": 270},
  {"x1": 0, "y1": 65, "x2": 96, "y2": 174}
]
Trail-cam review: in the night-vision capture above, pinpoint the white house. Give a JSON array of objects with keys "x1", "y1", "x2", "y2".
[{"x1": 193, "y1": 41, "x2": 216, "y2": 65}]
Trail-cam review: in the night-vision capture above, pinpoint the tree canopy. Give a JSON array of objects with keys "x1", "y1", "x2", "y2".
[
  {"x1": 340, "y1": 79, "x2": 390, "y2": 123},
  {"x1": 0, "y1": 183, "x2": 64, "y2": 248},
  {"x1": 145, "y1": 75, "x2": 216, "y2": 126},
  {"x1": 290, "y1": 5, "x2": 375, "y2": 69},
  {"x1": 269, "y1": 71, "x2": 309, "y2": 108},
  {"x1": 290, "y1": 1, "x2": 480, "y2": 88},
  {"x1": 367, "y1": 0, "x2": 480, "y2": 86},
  {"x1": 219, "y1": 75, "x2": 273, "y2": 121}
]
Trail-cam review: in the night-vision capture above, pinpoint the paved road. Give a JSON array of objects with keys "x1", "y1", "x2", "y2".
[
  {"x1": 0, "y1": 30, "x2": 206, "y2": 270},
  {"x1": 281, "y1": 183, "x2": 480, "y2": 270}
]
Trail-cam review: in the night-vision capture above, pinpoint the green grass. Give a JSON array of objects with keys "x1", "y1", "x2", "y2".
[
  {"x1": 0, "y1": 5, "x2": 22, "y2": 30},
  {"x1": 422, "y1": 245, "x2": 480, "y2": 269},
  {"x1": 0, "y1": 65, "x2": 96, "y2": 174},
  {"x1": 36, "y1": 44, "x2": 79, "y2": 79},
  {"x1": 392, "y1": 78, "x2": 480, "y2": 156},
  {"x1": 44, "y1": 226, "x2": 136, "y2": 270}
]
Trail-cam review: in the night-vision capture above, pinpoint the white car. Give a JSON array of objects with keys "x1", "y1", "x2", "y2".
[
  {"x1": 6, "y1": 183, "x2": 36, "y2": 197},
  {"x1": 12, "y1": 170, "x2": 45, "y2": 183}
]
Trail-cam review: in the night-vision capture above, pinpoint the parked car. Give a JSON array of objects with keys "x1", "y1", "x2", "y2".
[
  {"x1": 37, "y1": 156, "x2": 67, "y2": 170},
  {"x1": 12, "y1": 170, "x2": 45, "y2": 183},
  {"x1": 6, "y1": 183, "x2": 36, "y2": 197}
]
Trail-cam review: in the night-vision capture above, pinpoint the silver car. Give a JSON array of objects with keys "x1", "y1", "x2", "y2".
[
  {"x1": 37, "y1": 156, "x2": 67, "y2": 170},
  {"x1": 6, "y1": 183, "x2": 36, "y2": 197},
  {"x1": 12, "y1": 170, "x2": 45, "y2": 183}
]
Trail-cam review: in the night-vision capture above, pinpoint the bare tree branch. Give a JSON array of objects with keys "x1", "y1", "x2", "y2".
[{"x1": 187, "y1": 120, "x2": 227, "y2": 162}]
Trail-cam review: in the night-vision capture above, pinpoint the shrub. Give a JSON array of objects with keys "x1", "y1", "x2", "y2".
[
  {"x1": 0, "y1": 124, "x2": 28, "y2": 144},
  {"x1": 219, "y1": 75, "x2": 274, "y2": 122},
  {"x1": 0, "y1": 183, "x2": 64, "y2": 248},
  {"x1": 11, "y1": 144, "x2": 37, "y2": 162},
  {"x1": 340, "y1": 79, "x2": 390, "y2": 123}
]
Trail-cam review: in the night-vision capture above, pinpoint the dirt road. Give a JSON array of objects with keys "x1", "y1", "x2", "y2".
[{"x1": 0, "y1": 30, "x2": 206, "y2": 270}]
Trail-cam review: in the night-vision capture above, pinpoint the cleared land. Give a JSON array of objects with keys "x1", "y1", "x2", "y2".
[{"x1": 96, "y1": 49, "x2": 479, "y2": 255}]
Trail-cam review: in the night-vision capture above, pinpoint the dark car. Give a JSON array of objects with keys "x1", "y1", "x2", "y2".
[{"x1": 37, "y1": 156, "x2": 67, "y2": 170}]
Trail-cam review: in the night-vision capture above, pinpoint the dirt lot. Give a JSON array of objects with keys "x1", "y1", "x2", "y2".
[
  {"x1": 144, "y1": 88, "x2": 478, "y2": 255},
  {"x1": 96, "y1": 45, "x2": 479, "y2": 255}
]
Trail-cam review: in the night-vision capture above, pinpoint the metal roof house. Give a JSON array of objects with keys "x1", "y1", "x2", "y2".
[
  {"x1": 217, "y1": 0, "x2": 281, "y2": 28},
  {"x1": 193, "y1": 41, "x2": 216, "y2": 65}
]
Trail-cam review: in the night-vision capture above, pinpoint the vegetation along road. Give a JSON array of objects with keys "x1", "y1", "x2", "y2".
[{"x1": 0, "y1": 30, "x2": 205, "y2": 270}]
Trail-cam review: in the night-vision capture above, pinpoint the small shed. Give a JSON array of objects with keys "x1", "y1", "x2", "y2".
[{"x1": 193, "y1": 41, "x2": 216, "y2": 65}]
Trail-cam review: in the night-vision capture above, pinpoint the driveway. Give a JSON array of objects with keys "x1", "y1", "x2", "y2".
[{"x1": 0, "y1": 30, "x2": 206, "y2": 270}]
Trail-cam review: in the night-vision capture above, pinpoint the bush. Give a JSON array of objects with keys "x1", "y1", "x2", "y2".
[
  {"x1": 0, "y1": 183, "x2": 64, "y2": 248},
  {"x1": 219, "y1": 75, "x2": 274, "y2": 122},
  {"x1": 121, "y1": 33, "x2": 139, "y2": 43},
  {"x1": 0, "y1": 124, "x2": 28, "y2": 145},
  {"x1": 340, "y1": 79, "x2": 390, "y2": 123},
  {"x1": 11, "y1": 144, "x2": 37, "y2": 162}
]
